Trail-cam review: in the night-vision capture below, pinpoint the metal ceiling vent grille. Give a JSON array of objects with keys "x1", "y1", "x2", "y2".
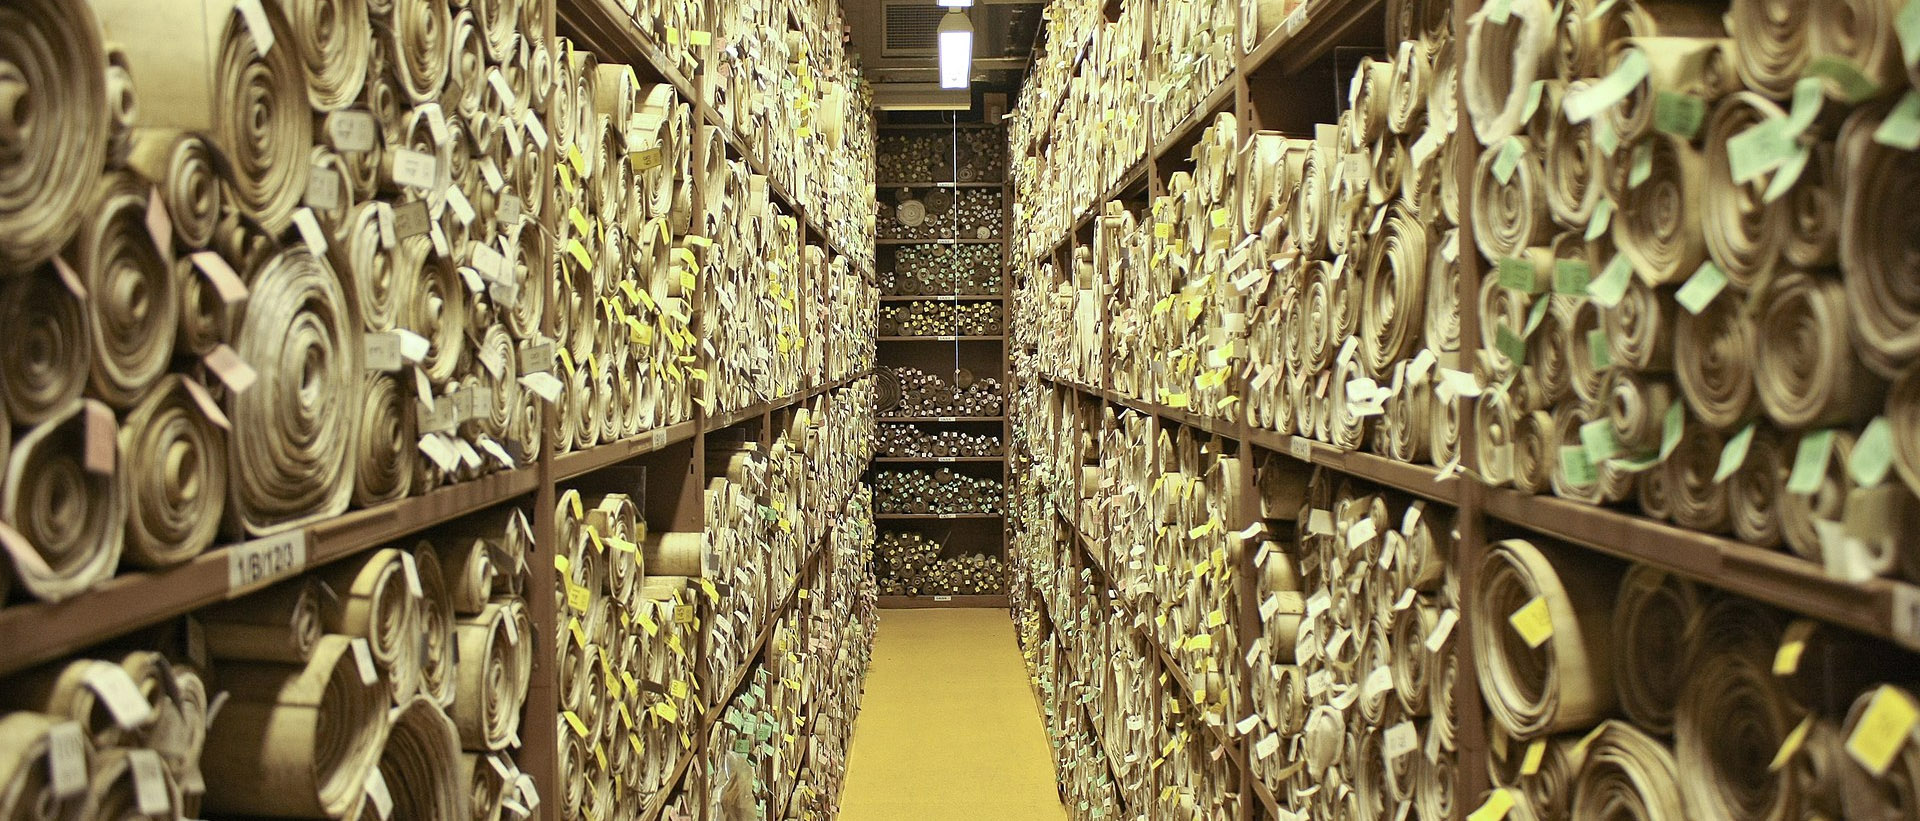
[{"x1": 883, "y1": 2, "x2": 944, "y2": 56}]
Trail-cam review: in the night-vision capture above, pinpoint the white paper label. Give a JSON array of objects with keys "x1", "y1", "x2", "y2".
[
  {"x1": 478, "y1": 437, "x2": 516, "y2": 469},
  {"x1": 522, "y1": 111, "x2": 550, "y2": 149},
  {"x1": 446, "y1": 186, "x2": 476, "y2": 226},
  {"x1": 329, "y1": 110, "x2": 377, "y2": 152},
  {"x1": 47, "y1": 721, "x2": 85, "y2": 797},
  {"x1": 400, "y1": 551, "x2": 423, "y2": 598},
  {"x1": 420, "y1": 103, "x2": 450, "y2": 147},
  {"x1": 518, "y1": 372, "x2": 565, "y2": 403},
  {"x1": 365, "y1": 333, "x2": 402, "y2": 372},
  {"x1": 1384, "y1": 721, "x2": 1419, "y2": 760},
  {"x1": 228, "y1": 530, "x2": 308, "y2": 593},
  {"x1": 129, "y1": 749, "x2": 170, "y2": 814},
  {"x1": 375, "y1": 202, "x2": 397, "y2": 248},
  {"x1": 350, "y1": 637, "x2": 379, "y2": 684},
  {"x1": 390, "y1": 149, "x2": 440, "y2": 190},
  {"x1": 395, "y1": 329, "x2": 431, "y2": 364},
  {"x1": 292, "y1": 208, "x2": 328, "y2": 256},
  {"x1": 365, "y1": 768, "x2": 394, "y2": 819},
  {"x1": 306, "y1": 167, "x2": 342, "y2": 211},
  {"x1": 80, "y1": 663, "x2": 153, "y2": 733},
  {"x1": 234, "y1": 0, "x2": 275, "y2": 56},
  {"x1": 1425, "y1": 609, "x2": 1459, "y2": 652}
]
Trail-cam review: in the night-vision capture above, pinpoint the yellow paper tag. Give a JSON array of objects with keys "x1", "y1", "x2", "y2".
[
  {"x1": 564, "y1": 711, "x2": 589, "y2": 737},
  {"x1": 1508, "y1": 596, "x2": 1554, "y2": 648},
  {"x1": 568, "y1": 617, "x2": 586, "y2": 646},
  {"x1": 689, "y1": 30, "x2": 712, "y2": 46},
  {"x1": 567, "y1": 239, "x2": 593, "y2": 270},
  {"x1": 567, "y1": 583, "x2": 591, "y2": 613},
  {"x1": 1847, "y1": 686, "x2": 1919, "y2": 776},
  {"x1": 1770, "y1": 715, "x2": 1814, "y2": 772},
  {"x1": 1775, "y1": 620, "x2": 1816, "y2": 676},
  {"x1": 1467, "y1": 788, "x2": 1516, "y2": 821},
  {"x1": 670, "y1": 680, "x2": 690, "y2": 700},
  {"x1": 1520, "y1": 740, "x2": 1546, "y2": 775}
]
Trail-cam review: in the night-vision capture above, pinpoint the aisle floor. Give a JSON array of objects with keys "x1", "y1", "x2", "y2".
[{"x1": 838, "y1": 609, "x2": 1067, "y2": 821}]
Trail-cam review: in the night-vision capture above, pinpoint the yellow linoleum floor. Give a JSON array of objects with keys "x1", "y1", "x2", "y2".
[{"x1": 838, "y1": 609, "x2": 1068, "y2": 821}]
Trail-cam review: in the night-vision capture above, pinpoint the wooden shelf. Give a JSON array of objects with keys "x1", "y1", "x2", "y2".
[
  {"x1": 0, "y1": 467, "x2": 542, "y2": 677},
  {"x1": 876, "y1": 238, "x2": 1003, "y2": 245},
  {"x1": 876, "y1": 335, "x2": 1004, "y2": 342},
  {"x1": 703, "y1": 371, "x2": 868, "y2": 432},
  {"x1": 1055, "y1": 509, "x2": 1245, "y2": 761},
  {"x1": 554, "y1": 420, "x2": 699, "y2": 480},
  {"x1": 554, "y1": 0, "x2": 872, "y2": 271},
  {"x1": 1037, "y1": 375, "x2": 1238, "y2": 439},
  {"x1": 880, "y1": 416, "x2": 1008, "y2": 423},
  {"x1": 875, "y1": 181, "x2": 1005, "y2": 188},
  {"x1": 879, "y1": 294, "x2": 1006, "y2": 302},
  {"x1": 877, "y1": 594, "x2": 1010, "y2": 609},
  {"x1": 874, "y1": 512, "x2": 1005, "y2": 520},
  {"x1": 1035, "y1": 371, "x2": 1920, "y2": 652},
  {"x1": 1240, "y1": 0, "x2": 1390, "y2": 77},
  {"x1": 872, "y1": 456, "x2": 1006, "y2": 464},
  {"x1": 1151, "y1": 77, "x2": 1238, "y2": 165},
  {"x1": 639, "y1": 506, "x2": 844, "y2": 821}
]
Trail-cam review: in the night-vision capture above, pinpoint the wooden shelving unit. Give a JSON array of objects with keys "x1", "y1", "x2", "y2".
[
  {"x1": 1005, "y1": 0, "x2": 1920, "y2": 818},
  {"x1": 0, "y1": 0, "x2": 880, "y2": 816},
  {"x1": 871, "y1": 122, "x2": 1014, "y2": 608}
]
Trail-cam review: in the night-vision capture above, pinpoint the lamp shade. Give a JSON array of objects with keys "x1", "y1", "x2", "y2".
[{"x1": 937, "y1": 10, "x2": 973, "y2": 90}]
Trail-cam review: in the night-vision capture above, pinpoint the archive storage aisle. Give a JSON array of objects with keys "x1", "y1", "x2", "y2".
[
  {"x1": 0, "y1": 0, "x2": 887, "y2": 818},
  {"x1": 1003, "y1": 0, "x2": 1920, "y2": 820}
]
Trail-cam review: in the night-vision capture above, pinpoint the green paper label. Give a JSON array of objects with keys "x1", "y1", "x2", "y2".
[
  {"x1": 1588, "y1": 328, "x2": 1613, "y2": 370},
  {"x1": 1787, "y1": 429, "x2": 1837, "y2": 495},
  {"x1": 1554, "y1": 259, "x2": 1593, "y2": 295},
  {"x1": 1807, "y1": 56, "x2": 1882, "y2": 104},
  {"x1": 1715, "y1": 422, "x2": 1757, "y2": 482},
  {"x1": 1654, "y1": 91, "x2": 1706, "y2": 138},
  {"x1": 1762, "y1": 146, "x2": 1814, "y2": 204},
  {"x1": 1728, "y1": 118, "x2": 1799, "y2": 185},
  {"x1": 1525, "y1": 295, "x2": 1552, "y2": 336},
  {"x1": 1628, "y1": 141, "x2": 1654, "y2": 188},
  {"x1": 1561, "y1": 445, "x2": 1598, "y2": 484},
  {"x1": 1586, "y1": 199, "x2": 1614, "y2": 241},
  {"x1": 1676, "y1": 261, "x2": 1729, "y2": 315},
  {"x1": 1901, "y1": 0, "x2": 1920, "y2": 68},
  {"x1": 1852, "y1": 417, "x2": 1895, "y2": 488},
  {"x1": 1499, "y1": 256, "x2": 1542, "y2": 293},
  {"x1": 1496, "y1": 325, "x2": 1528, "y2": 365},
  {"x1": 1564, "y1": 50, "x2": 1650, "y2": 123},
  {"x1": 1660, "y1": 402, "x2": 1684, "y2": 461},
  {"x1": 1493, "y1": 137, "x2": 1526, "y2": 185},
  {"x1": 1787, "y1": 76, "x2": 1826, "y2": 136},
  {"x1": 1874, "y1": 91, "x2": 1920, "y2": 151},
  {"x1": 1595, "y1": 116, "x2": 1621, "y2": 156},
  {"x1": 1581, "y1": 418, "x2": 1621, "y2": 463},
  {"x1": 1522, "y1": 80, "x2": 1548, "y2": 123},
  {"x1": 1588, "y1": 254, "x2": 1634, "y2": 308}
]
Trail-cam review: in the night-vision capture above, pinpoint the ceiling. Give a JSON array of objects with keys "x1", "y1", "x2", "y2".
[{"x1": 843, "y1": 0, "x2": 1043, "y2": 119}]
